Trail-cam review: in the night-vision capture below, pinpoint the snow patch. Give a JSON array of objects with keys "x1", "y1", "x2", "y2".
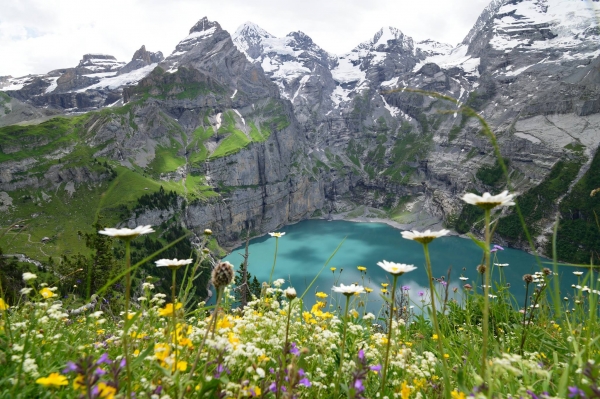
[{"x1": 80, "y1": 63, "x2": 157, "y2": 91}]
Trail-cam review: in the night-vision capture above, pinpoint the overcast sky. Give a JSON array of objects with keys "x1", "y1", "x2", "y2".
[{"x1": 0, "y1": 0, "x2": 493, "y2": 77}]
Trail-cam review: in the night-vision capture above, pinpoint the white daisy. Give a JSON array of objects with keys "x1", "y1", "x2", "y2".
[
  {"x1": 155, "y1": 258, "x2": 193, "y2": 269},
  {"x1": 461, "y1": 191, "x2": 516, "y2": 210},
  {"x1": 98, "y1": 225, "x2": 154, "y2": 239},
  {"x1": 376, "y1": 260, "x2": 417, "y2": 276},
  {"x1": 269, "y1": 232, "x2": 285, "y2": 238},
  {"x1": 401, "y1": 229, "x2": 449, "y2": 244},
  {"x1": 332, "y1": 284, "x2": 365, "y2": 296},
  {"x1": 573, "y1": 271, "x2": 584, "y2": 276}
]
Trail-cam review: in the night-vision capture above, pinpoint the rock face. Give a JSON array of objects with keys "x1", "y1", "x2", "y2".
[{"x1": 1, "y1": 1, "x2": 600, "y2": 257}]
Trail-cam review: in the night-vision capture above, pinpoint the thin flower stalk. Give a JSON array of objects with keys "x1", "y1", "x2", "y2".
[
  {"x1": 481, "y1": 209, "x2": 491, "y2": 390},
  {"x1": 335, "y1": 293, "x2": 352, "y2": 398},
  {"x1": 380, "y1": 273, "x2": 399, "y2": 392},
  {"x1": 520, "y1": 274, "x2": 532, "y2": 354},
  {"x1": 123, "y1": 238, "x2": 133, "y2": 398},
  {"x1": 423, "y1": 243, "x2": 451, "y2": 398},
  {"x1": 268, "y1": 232, "x2": 284, "y2": 285}
]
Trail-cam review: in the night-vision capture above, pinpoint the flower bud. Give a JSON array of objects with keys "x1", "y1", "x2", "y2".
[{"x1": 284, "y1": 287, "x2": 297, "y2": 300}]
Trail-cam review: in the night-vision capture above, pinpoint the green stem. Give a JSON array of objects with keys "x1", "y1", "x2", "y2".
[
  {"x1": 423, "y1": 243, "x2": 451, "y2": 398},
  {"x1": 0, "y1": 278, "x2": 12, "y2": 345},
  {"x1": 334, "y1": 295, "x2": 351, "y2": 398},
  {"x1": 481, "y1": 209, "x2": 492, "y2": 393},
  {"x1": 189, "y1": 286, "x2": 223, "y2": 383},
  {"x1": 123, "y1": 239, "x2": 132, "y2": 399},
  {"x1": 268, "y1": 237, "x2": 279, "y2": 285},
  {"x1": 519, "y1": 282, "x2": 530, "y2": 354},
  {"x1": 172, "y1": 267, "x2": 178, "y2": 398},
  {"x1": 381, "y1": 274, "x2": 398, "y2": 392},
  {"x1": 277, "y1": 301, "x2": 294, "y2": 399}
]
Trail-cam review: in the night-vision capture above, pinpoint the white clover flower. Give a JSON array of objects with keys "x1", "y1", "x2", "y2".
[
  {"x1": 269, "y1": 232, "x2": 285, "y2": 238},
  {"x1": 462, "y1": 190, "x2": 516, "y2": 210},
  {"x1": 273, "y1": 279, "x2": 285, "y2": 288},
  {"x1": 155, "y1": 258, "x2": 193, "y2": 269},
  {"x1": 22, "y1": 272, "x2": 37, "y2": 282},
  {"x1": 142, "y1": 282, "x2": 155, "y2": 290},
  {"x1": 98, "y1": 225, "x2": 154, "y2": 239},
  {"x1": 401, "y1": 229, "x2": 449, "y2": 244},
  {"x1": 376, "y1": 260, "x2": 417, "y2": 276},
  {"x1": 332, "y1": 283, "x2": 365, "y2": 296},
  {"x1": 19, "y1": 287, "x2": 33, "y2": 295}
]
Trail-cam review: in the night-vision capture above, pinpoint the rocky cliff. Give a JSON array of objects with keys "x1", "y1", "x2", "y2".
[{"x1": 1, "y1": 0, "x2": 599, "y2": 263}]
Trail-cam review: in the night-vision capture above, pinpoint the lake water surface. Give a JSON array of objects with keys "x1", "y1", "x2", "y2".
[{"x1": 223, "y1": 220, "x2": 583, "y2": 312}]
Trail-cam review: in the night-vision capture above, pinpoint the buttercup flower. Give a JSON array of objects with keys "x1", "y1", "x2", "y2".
[
  {"x1": 269, "y1": 232, "x2": 285, "y2": 238},
  {"x1": 357, "y1": 266, "x2": 367, "y2": 271},
  {"x1": 376, "y1": 260, "x2": 417, "y2": 276},
  {"x1": 36, "y1": 372, "x2": 68, "y2": 387},
  {"x1": 332, "y1": 284, "x2": 365, "y2": 296},
  {"x1": 401, "y1": 229, "x2": 449, "y2": 244},
  {"x1": 158, "y1": 302, "x2": 183, "y2": 317},
  {"x1": 0, "y1": 298, "x2": 8, "y2": 310},
  {"x1": 155, "y1": 258, "x2": 193, "y2": 269},
  {"x1": 98, "y1": 225, "x2": 154, "y2": 239},
  {"x1": 315, "y1": 292, "x2": 328, "y2": 298},
  {"x1": 40, "y1": 287, "x2": 56, "y2": 299},
  {"x1": 461, "y1": 190, "x2": 516, "y2": 210}
]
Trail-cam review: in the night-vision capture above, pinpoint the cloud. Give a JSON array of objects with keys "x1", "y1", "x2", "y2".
[{"x1": 0, "y1": 0, "x2": 492, "y2": 77}]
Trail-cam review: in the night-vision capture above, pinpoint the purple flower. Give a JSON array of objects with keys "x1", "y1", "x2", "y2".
[
  {"x1": 354, "y1": 379, "x2": 365, "y2": 393},
  {"x1": 269, "y1": 382, "x2": 277, "y2": 393},
  {"x1": 568, "y1": 386, "x2": 586, "y2": 398},
  {"x1": 119, "y1": 359, "x2": 126, "y2": 369},
  {"x1": 94, "y1": 367, "x2": 107, "y2": 376},
  {"x1": 418, "y1": 291, "x2": 425, "y2": 297},
  {"x1": 96, "y1": 353, "x2": 111, "y2": 365},
  {"x1": 402, "y1": 285, "x2": 410, "y2": 291},
  {"x1": 299, "y1": 378, "x2": 311, "y2": 387},
  {"x1": 269, "y1": 367, "x2": 275, "y2": 374},
  {"x1": 289, "y1": 342, "x2": 300, "y2": 356},
  {"x1": 298, "y1": 368, "x2": 305, "y2": 377},
  {"x1": 370, "y1": 364, "x2": 382, "y2": 372},
  {"x1": 62, "y1": 361, "x2": 78, "y2": 374},
  {"x1": 358, "y1": 349, "x2": 365, "y2": 361},
  {"x1": 440, "y1": 281, "x2": 448, "y2": 286}
]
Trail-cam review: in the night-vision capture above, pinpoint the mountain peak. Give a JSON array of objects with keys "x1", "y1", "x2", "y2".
[
  {"x1": 355, "y1": 26, "x2": 413, "y2": 52},
  {"x1": 189, "y1": 17, "x2": 222, "y2": 34},
  {"x1": 234, "y1": 21, "x2": 273, "y2": 39}
]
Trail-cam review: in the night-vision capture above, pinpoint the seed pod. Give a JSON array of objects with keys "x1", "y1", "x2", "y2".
[
  {"x1": 284, "y1": 287, "x2": 297, "y2": 300},
  {"x1": 523, "y1": 274, "x2": 534, "y2": 284},
  {"x1": 477, "y1": 264, "x2": 487, "y2": 274},
  {"x1": 543, "y1": 268, "x2": 552, "y2": 276},
  {"x1": 211, "y1": 261, "x2": 234, "y2": 288}
]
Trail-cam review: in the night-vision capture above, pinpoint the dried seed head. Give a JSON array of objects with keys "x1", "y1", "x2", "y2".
[
  {"x1": 523, "y1": 274, "x2": 534, "y2": 284},
  {"x1": 477, "y1": 264, "x2": 487, "y2": 275},
  {"x1": 543, "y1": 268, "x2": 552, "y2": 276},
  {"x1": 211, "y1": 261, "x2": 234, "y2": 289}
]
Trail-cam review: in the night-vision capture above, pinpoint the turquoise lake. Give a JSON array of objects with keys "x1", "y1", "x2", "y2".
[{"x1": 223, "y1": 220, "x2": 584, "y2": 312}]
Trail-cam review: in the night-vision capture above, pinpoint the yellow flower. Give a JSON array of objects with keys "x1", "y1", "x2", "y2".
[
  {"x1": 73, "y1": 374, "x2": 85, "y2": 391},
  {"x1": 158, "y1": 302, "x2": 182, "y2": 317},
  {"x1": 413, "y1": 378, "x2": 426, "y2": 390},
  {"x1": 228, "y1": 332, "x2": 240, "y2": 349},
  {"x1": 401, "y1": 380, "x2": 411, "y2": 399},
  {"x1": 381, "y1": 283, "x2": 389, "y2": 288},
  {"x1": 444, "y1": 353, "x2": 450, "y2": 359},
  {"x1": 365, "y1": 287, "x2": 373, "y2": 293},
  {"x1": 40, "y1": 287, "x2": 56, "y2": 299},
  {"x1": 330, "y1": 267, "x2": 336, "y2": 272},
  {"x1": 315, "y1": 292, "x2": 328, "y2": 298},
  {"x1": 258, "y1": 354, "x2": 270, "y2": 363},
  {"x1": 154, "y1": 343, "x2": 171, "y2": 362},
  {"x1": 357, "y1": 266, "x2": 367, "y2": 271},
  {"x1": 97, "y1": 382, "x2": 117, "y2": 399},
  {"x1": 381, "y1": 289, "x2": 388, "y2": 294},
  {"x1": 350, "y1": 309, "x2": 359, "y2": 318},
  {"x1": 451, "y1": 390, "x2": 467, "y2": 399},
  {"x1": 0, "y1": 298, "x2": 8, "y2": 310},
  {"x1": 96, "y1": 329, "x2": 105, "y2": 334},
  {"x1": 36, "y1": 372, "x2": 68, "y2": 387},
  {"x1": 175, "y1": 361, "x2": 188, "y2": 372},
  {"x1": 432, "y1": 334, "x2": 439, "y2": 340}
]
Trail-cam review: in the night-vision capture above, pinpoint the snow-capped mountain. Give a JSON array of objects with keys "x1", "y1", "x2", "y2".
[{"x1": 0, "y1": 46, "x2": 163, "y2": 114}]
